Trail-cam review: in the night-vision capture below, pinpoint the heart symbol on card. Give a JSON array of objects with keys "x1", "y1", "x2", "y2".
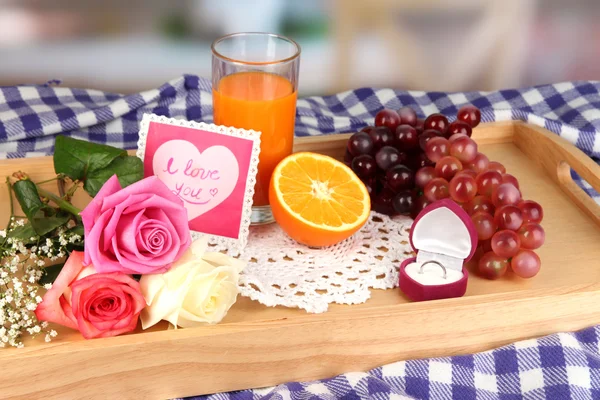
[{"x1": 153, "y1": 140, "x2": 239, "y2": 220}]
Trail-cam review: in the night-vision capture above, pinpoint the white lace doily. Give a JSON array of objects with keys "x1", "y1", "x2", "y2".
[{"x1": 212, "y1": 212, "x2": 414, "y2": 313}]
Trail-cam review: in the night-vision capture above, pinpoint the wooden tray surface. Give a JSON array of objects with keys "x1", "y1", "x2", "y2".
[{"x1": 1, "y1": 121, "x2": 600, "y2": 400}]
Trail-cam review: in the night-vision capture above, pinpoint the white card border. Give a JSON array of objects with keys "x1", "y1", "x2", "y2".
[{"x1": 136, "y1": 113, "x2": 261, "y2": 252}]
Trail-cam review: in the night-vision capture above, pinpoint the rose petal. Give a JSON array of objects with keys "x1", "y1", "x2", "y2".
[
  {"x1": 35, "y1": 251, "x2": 88, "y2": 330},
  {"x1": 139, "y1": 273, "x2": 189, "y2": 330},
  {"x1": 84, "y1": 210, "x2": 123, "y2": 271},
  {"x1": 100, "y1": 176, "x2": 186, "y2": 214},
  {"x1": 80, "y1": 175, "x2": 122, "y2": 241},
  {"x1": 139, "y1": 222, "x2": 172, "y2": 255}
]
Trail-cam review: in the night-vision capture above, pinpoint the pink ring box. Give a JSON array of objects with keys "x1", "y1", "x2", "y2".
[{"x1": 399, "y1": 199, "x2": 478, "y2": 302}]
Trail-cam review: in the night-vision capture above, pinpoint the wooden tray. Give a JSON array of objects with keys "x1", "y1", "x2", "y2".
[{"x1": 2, "y1": 121, "x2": 600, "y2": 400}]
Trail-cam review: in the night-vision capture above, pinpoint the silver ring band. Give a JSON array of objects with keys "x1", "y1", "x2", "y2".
[{"x1": 418, "y1": 260, "x2": 447, "y2": 279}]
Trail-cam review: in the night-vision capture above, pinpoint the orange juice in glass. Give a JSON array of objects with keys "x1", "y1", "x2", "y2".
[{"x1": 212, "y1": 33, "x2": 300, "y2": 225}]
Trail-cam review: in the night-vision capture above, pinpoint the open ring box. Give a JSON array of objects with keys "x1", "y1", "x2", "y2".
[{"x1": 399, "y1": 198, "x2": 478, "y2": 301}]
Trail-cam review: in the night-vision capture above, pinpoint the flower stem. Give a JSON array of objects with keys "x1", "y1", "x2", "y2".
[
  {"x1": 6, "y1": 177, "x2": 14, "y2": 217},
  {"x1": 37, "y1": 187, "x2": 82, "y2": 220},
  {"x1": 2, "y1": 177, "x2": 13, "y2": 246},
  {"x1": 35, "y1": 176, "x2": 60, "y2": 186},
  {"x1": 65, "y1": 182, "x2": 79, "y2": 199}
]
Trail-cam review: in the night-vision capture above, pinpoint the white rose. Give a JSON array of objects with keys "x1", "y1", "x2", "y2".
[{"x1": 139, "y1": 238, "x2": 245, "y2": 329}]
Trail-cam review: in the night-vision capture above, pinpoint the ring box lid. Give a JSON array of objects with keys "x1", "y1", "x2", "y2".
[{"x1": 409, "y1": 199, "x2": 478, "y2": 273}]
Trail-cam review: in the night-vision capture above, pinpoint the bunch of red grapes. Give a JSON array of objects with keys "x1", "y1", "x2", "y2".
[{"x1": 345, "y1": 105, "x2": 545, "y2": 279}]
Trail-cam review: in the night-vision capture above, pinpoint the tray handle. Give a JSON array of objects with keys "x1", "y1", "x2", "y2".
[{"x1": 514, "y1": 122, "x2": 600, "y2": 227}]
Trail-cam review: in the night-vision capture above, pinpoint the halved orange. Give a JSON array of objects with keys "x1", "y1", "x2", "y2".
[{"x1": 269, "y1": 152, "x2": 371, "y2": 247}]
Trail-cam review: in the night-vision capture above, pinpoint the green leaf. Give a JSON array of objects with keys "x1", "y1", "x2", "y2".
[
  {"x1": 53, "y1": 135, "x2": 126, "y2": 181},
  {"x1": 13, "y1": 179, "x2": 53, "y2": 221},
  {"x1": 7, "y1": 222, "x2": 37, "y2": 244},
  {"x1": 83, "y1": 156, "x2": 144, "y2": 197},
  {"x1": 31, "y1": 215, "x2": 71, "y2": 237},
  {"x1": 39, "y1": 263, "x2": 65, "y2": 286},
  {"x1": 12, "y1": 180, "x2": 70, "y2": 236}
]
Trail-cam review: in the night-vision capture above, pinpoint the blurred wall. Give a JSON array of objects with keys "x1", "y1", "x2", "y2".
[{"x1": 0, "y1": 0, "x2": 598, "y2": 95}]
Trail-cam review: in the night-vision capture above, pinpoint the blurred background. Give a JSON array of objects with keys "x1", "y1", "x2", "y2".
[{"x1": 0, "y1": 0, "x2": 598, "y2": 96}]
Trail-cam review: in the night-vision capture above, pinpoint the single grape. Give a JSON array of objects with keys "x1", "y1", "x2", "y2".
[
  {"x1": 372, "y1": 187, "x2": 395, "y2": 215},
  {"x1": 368, "y1": 126, "x2": 395, "y2": 150},
  {"x1": 511, "y1": 250, "x2": 541, "y2": 278},
  {"x1": 415, "y1": 166, "x2": 437, "y2": 189},
  {"x1": 457, "y1": 105, "x2": 482, "y2": 128},
  {"x1": 397, "y1": 107, "x2": 417, "y2": 126},
  {"x1": 502, "y1": 173, "x2": 520, "y2": 189},
  {"x1": 395, "y1": 125, "x2": 419, "y2": 151},
  {"x1": 494, "y1": 205, "x2": 523, "y2": 231},
  {"x1": 375, "y1": 109, "x2": 402, "y2": 131},
  {"x1": 491, "y1": 183, "x2": 521, "y2": 207},
  {"x1": 424, "y1": 177, "x2": 450, "y2": 202},
  {"x1": 449, "y1": 133, "x2": 467, "y2": 144},
  {"x1": 487, "y1": 161, "x2": 506, "y2": 174},
  {"x1": 347, "y1": 132, "x2": 374, "y2": 157},
  {"x1": 375, "y1": 146, "x2": 402, "y2": 171},
  {"x1": 435, "y1": 156, "x2": 463, "y2": 181},
  {"x1": 468, "y1": 152, "x2": 490, "y2": 174},
  {"x1": 393, "y1": 190, "x2": 416, "y2": 215},
  {"x1": 478, "y1": 251, "x2": 509, "y2": 280},
  {"x1": 491, "y1": 230, "x2": 521, "y2": 258},
  {"x1": 411, "y1": 196, "x2": 431, "y2": 219},
  {"x1": 476, "y1": 170, "x2": 503, "y2": 197},
  {"x1": 425, "y1": 136, "x2": 450, "y2": 162},
  {"x1": 386, "y1": 164, "x2": 414, "y2": 192},
  {"x1": 471, "y1": 211, "x2": 497, "y2": 240},
  {"x1": 449, "y1": 135, "x2": 478, "y2": 163},
  {"x1": 456, "y1": 169, "x2": 478, "y2": 180},
  {"x1": 447, "y1": 120, "x2": 473, "y2": 137},
  {"x1": 419, "y1": 129, "x2": 442, "y2": 151},
  {"x1": 360, "y1": 126, "x2": 375, "y2": 135},
  {"x1": 449, "y1": 174, "x2": 478, "y2": 203},
  {"x1": 518, "y1": 222, "x2": 545, "y2": 250},
  {"x1": 464, "y1": 195, "x2": 495, "y2": 215},
  {"x1": 518, "y1": 200, "x2": 543, "y2": 223},
  {"x1": 351, "y1": 155, "x2": 377, "y2": 179},
  {"x1": 424, "y1": 113, "x2": 449, "y2": 134}
]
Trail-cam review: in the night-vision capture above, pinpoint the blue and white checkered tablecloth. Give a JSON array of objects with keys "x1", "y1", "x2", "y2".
[{"x1": 2, "y1": 76, "x2": 600, "y2": 399}]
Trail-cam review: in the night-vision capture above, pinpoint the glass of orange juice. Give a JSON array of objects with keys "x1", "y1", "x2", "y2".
[{"x1": 212, "y1": 32, "x2": 300, "y2": 225}]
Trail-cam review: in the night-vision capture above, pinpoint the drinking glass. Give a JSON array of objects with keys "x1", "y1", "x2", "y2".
[{"x1": 212, "y1": 32, "x2": 300, "y2": 225}]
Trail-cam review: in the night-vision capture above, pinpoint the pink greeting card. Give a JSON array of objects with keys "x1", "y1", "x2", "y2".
[{"x1": 137, "y1": 114, "x2": 261, "y2": 251}]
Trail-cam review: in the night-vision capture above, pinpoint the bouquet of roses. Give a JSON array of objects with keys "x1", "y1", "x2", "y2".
[{"x1": 1, "y1": 136, "x2": 244, "y2": 345}]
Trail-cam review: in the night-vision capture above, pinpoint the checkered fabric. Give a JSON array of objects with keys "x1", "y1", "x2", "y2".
[
  {"x1": 1, "y1": 76, "x2": 600, "y2": 399},
  {"x1": 1, "y1": 76, "x2": 599, "y2": 203}
]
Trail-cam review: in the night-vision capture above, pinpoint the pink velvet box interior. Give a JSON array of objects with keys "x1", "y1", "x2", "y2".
[{"x1": 399, "y1": 199, "x2": 478, "y2": 302}]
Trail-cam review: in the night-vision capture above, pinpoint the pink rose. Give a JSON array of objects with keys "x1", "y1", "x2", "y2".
[
  {"x1": 81, "y1": 175, "x2": 191, "y2": 274},
  {"x1": 35, "y1": 251, "x2": 146, "y2": 339}
]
